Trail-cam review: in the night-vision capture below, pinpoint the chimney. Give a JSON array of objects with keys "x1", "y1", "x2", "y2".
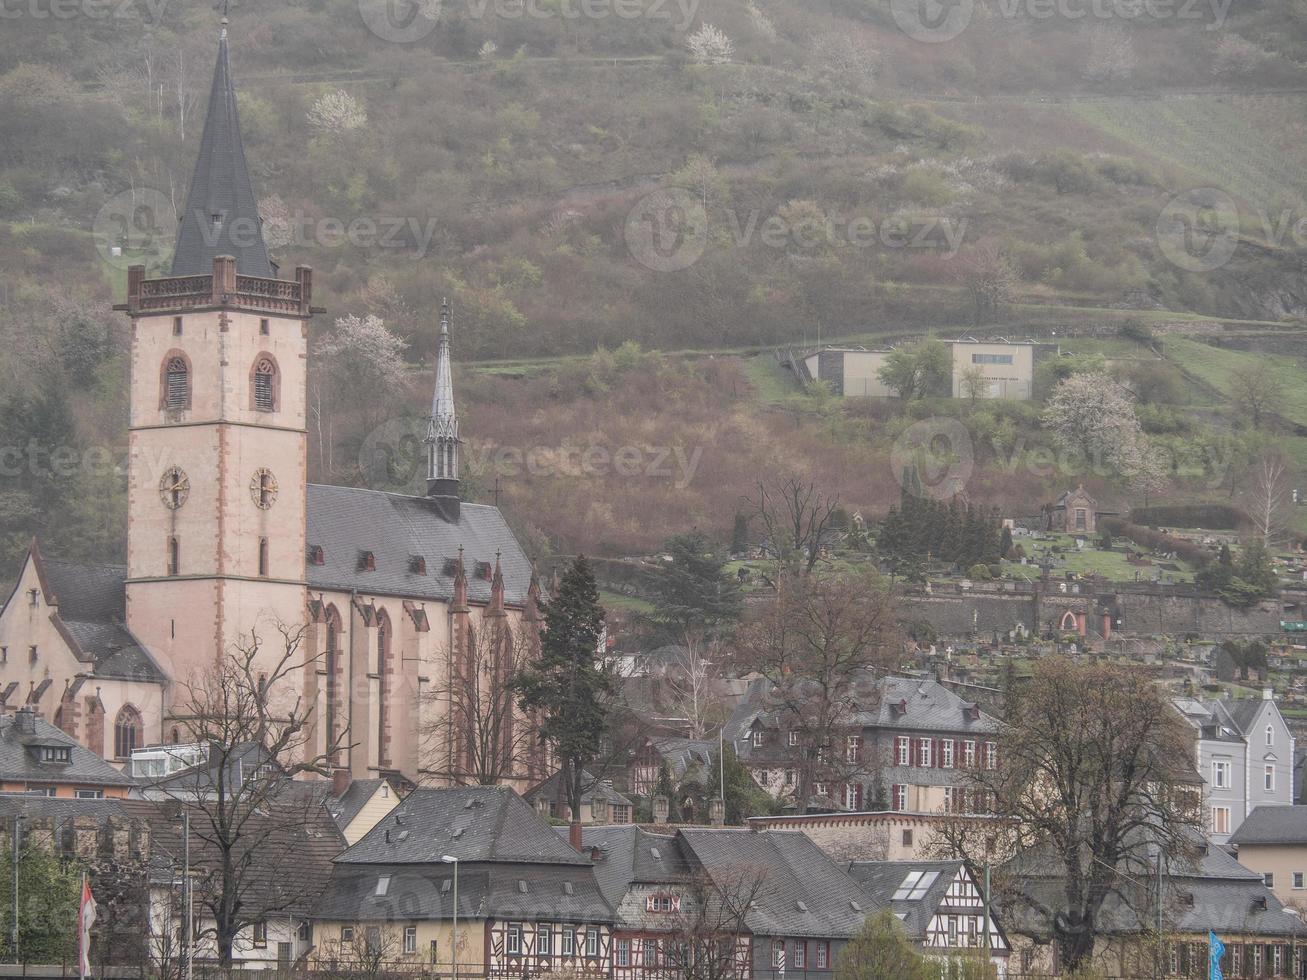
[
  {"x1": 13, "y1": 707, "x2": 36, "y2": 735},
  {"x1": 709, "y1": 797, "x2": 725, "y2": 827},
  {"x1": 569, "y1": 821, "x2": 583, "y2": 852},
  {"x1": 1263, "y1": 688, "x2": 1274, "y2": 701},
  {"x1": 331, "y1": 768, "x2": 351, "y2": 797},
  {"x1": 653, "y1": 794, "x2": 670, "y2": 825}
]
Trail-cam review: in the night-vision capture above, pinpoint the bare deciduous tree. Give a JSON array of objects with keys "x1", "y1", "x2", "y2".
[
  {"x1": 664, "y1": 633, "x2": 724, "y2": 739},
  {"x1": 160, "y1": 624, "x2": 346, "y2": 967},
  {"x1": 1229, "y1": 361, "x2": 1286, "y2": 431},
  {"x1": 733, "y1": 568, "x2": 898, "y2": 810},
  {"x1": 661, "y1": 866, "x2": 769, "y2": 980},
  {"x1": 744, "y1": 478, "x2": 840, "y2": 577},
  {"x1": 1250, "y1": 453, "x2": 1291, "y2": 547},
  {"x1": 932, "y1": 657, "x2": 1202, "y2": 974}
]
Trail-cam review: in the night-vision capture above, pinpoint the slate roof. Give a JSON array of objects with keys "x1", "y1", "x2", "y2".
[
  {"x1": 524, "y1": 770, "x2": 633, "y2": 809},
  {"x1": 37, "y1": 556, "x2": 164, "y2": 684},
  {"x1": 1172, "y1": 696, "x2": 1270, "y2": 744},
  {"x1": 569, "y1": 825, "x2": 688, "y2": 909},
  {"x1": 121, "y1": 792, "x2": 344, "y2": 915},
  {"x1": 677, "y1": 828, "x2": 871, "y2": 939},
  {"x1": 0, "y1": 710, "x2": 135, "y2": 787},
  {"x1": 312, "y1": 864, "x2": 613, "y2": 924},
  {"x1": 337, "y1": 786, "x2": 591, "y2": 867},
  {"x1": 1229, "y1": 805, "x2": 1307, "y2": 846},
  {"x1": 649, "y1": 738, "x2": 715, "y2": 783},
  {"x1": 170, "y1": 27, "x2": 273, "y2": 277},
  {"x1": 137, "y1": 742, "x2": 275, "y2": 799},
  {"x1": 328, "y1": 778, "x2": 388, "y2": 832},
  {"x1": 0, "y1": 794, "x2": 132, "y2": 822},
  {"x1": 305, "y1": 486, "x2": 534, "y2": 606},
  {"x1": 847, "y1": 860, "x2": 960, "y2": 941}
]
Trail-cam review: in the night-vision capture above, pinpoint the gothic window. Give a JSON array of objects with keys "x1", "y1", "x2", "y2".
[
  {"x1": 114, "y1": 705, "x2": 142, "y2": 759},
  {"x1": 251, "y1": 356, "x2": 278, "y2": 412},
  {"x1": 258, "y1": 537, "x2": 269, "y2": 577},
  {"x1": 376, "y1": 610, "x2": 392, "y2": 767},
  {"x1": 324, "y1": 606, "x2": 342, "y2": 757},
  {"x1": 167, "y1": 536, "x2": 180, "y2": 576},
  {"x1": 162, "y1": 353, "x2": 191, "y2": 411}
]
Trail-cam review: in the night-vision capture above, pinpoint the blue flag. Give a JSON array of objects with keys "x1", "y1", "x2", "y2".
[{"x1": 1209, "y1": 930, "x2": 1225, "y2": 980}]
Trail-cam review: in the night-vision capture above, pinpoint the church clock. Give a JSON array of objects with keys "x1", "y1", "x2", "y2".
[
  {"x1": 159, "y1": 466, "x2": 190, "y2": 510},
  {"x1": 250, "y1": 468, "x2": 279, "y2": 510}
]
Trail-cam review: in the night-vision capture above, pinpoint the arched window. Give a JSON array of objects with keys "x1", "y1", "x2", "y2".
[
  {"x1": 376, "y1": 610, "x2": 392, "y2": 768},
  {"x1": 251, "y1": 355, "x2": 279, "y2": 412},
  {"x1": 258, "y1": 537, "x2": 269, "y2": 577},
  {"x1": 114, "y1": 705, "x2": 142, "y2": 759},
  {"x1": 161, "y1": 352, "x2": 191, "y2": 411},
  {"x1": 324, "y1": 606, "x2": 342, "y2": 757},
  {"x1": 1267, "y1": 724, "x2": 1275, "y2": 746},
  {"x1": 167, "y1": 536, "x2": 181, "y2": 577}
]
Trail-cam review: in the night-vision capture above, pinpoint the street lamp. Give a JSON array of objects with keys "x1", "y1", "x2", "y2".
[{"x1": 441, "y1": 855, "x2": 458, "y2": 980}]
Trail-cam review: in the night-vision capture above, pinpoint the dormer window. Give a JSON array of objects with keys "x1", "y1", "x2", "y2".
[
  {"x1": 411, "y1": 556, "x2": 427, "y2": 575},
  {"x1": 35, "y1": 745, "x2": 71, "y2": 764},
  {"x1": 308, "y1": 545, "x2": 325, "y2": 566},
  {"x1": 359, "y1": 551, "x2": 376, "y2": 572},
  {"x1": 475, "y1": 561, "x2": 492, "y2": 581}
]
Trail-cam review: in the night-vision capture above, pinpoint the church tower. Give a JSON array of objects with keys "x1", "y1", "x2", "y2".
[
  {"x1": 117, "y1": 13, "x2": 315, "y2": 682},
  {"x1": 426, "y1": 299, "x2": 462, "y2": 522}
]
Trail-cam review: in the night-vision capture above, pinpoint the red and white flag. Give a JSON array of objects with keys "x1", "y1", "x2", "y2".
[{"x1": 77, "y1": 877, "x2": 96, "y2": 980}]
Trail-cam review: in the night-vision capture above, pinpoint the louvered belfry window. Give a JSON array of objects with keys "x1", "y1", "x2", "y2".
[
  {"x1": 166, "y1": 357, "x2": 189, "y2": 409},
  {"x1": 254, "y1": 358, "x2": 276, "y2": 411}
]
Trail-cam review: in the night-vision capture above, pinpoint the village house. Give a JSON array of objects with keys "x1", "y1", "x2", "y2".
[
  {"x1": 1047, "y1": 485, "x2": 1098, "y2": 535},
  {"x1": 628, "y1": 736, "x2": 716, "y2": 799},
  {"x1": 0, "y1": 706, "x2": 136, "y2": 798},
  {"x1": 309, "y1": 785, "x2": 615, "y2": 978},
  {"x1": 1228, "y1": 805, "x2": 1307, "y2": 911},
  {"x1": 1171, "y1": 690, "x2": 1295, "y2": 844},
  {"x1": 525, "y1": 769, "x2": 634, "y2": 826},
  {"x1": 846, "y1": 860, "x2": 1009, "y2": 971},
  {"x1": 727, "y1": 676, "x2": 1001, "y2": 815}
]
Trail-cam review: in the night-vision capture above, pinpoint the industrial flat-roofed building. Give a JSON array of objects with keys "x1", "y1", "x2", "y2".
[{"x1": 801, "y1": 338, "x2": 1039, "y2": 401}]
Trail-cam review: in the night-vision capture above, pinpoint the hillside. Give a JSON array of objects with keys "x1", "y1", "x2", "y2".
[{"x1": 1, "y1": 0, "x2": 1306, "y2": 568}]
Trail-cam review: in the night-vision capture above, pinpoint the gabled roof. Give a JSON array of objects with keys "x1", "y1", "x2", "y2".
[
  {"x1": 0, "y1": 710, "x2": 135, "y2": 787},
  {"x1": 170, "y1": 23, "x2": 273, "y2": 278},
  {"x1": 336, "y1": 786, "x2": 591, "y2": 867},
  {"x1": 677, "y1": 828, "x2": 871, "y2": 939},
  {"x1": 328, "y1": 778, "x2": 388, "y2": 831},
  {"x1": 1230, "y1": 805, "x2": 1307, "y2": 847},
  {"x1": 524, "y1": 769, "x2": 633, "y2": 809},
  {"x1": 648, "y1": 737, "x2": 716, "y2": 782},
  {"x1": 847, "y1": 860, "x2": 960, "y2": 941},
  {"x1": 305, "y1": 486, "x2": 533, "y2": 606},
  {"x1": 569, "y1": 825, "x2": 688, "y2": 908}
]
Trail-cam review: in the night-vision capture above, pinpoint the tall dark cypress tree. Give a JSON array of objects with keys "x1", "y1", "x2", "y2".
[{"x1": 516, "y1": 556, "x2": 613, "y2": 841}]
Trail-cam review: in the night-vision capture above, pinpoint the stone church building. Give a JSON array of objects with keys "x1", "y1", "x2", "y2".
[{"x1": 0, "y1": 19, "x2": 546, "y2": 788}]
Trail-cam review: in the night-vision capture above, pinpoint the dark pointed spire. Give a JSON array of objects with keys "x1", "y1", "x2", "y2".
[
  {"x1": 171, "y1": 13, "x2": 274, "y2": 278},
  {"x1": 426, "y1": 298, "x2": 462, "y2": 519}
]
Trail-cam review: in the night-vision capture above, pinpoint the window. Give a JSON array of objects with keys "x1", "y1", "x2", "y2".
[
  {"x1": 167, "y1": 536, "x2": 180, "y2": 576},
  {"x1": 39, "y1": 746, "x2": 70, "y2": 763},
  {"x1": 971, "y1": 353, "x2": 1014, "y2": 365},
  {"x1": 74, "y1": 789, "x2": 103, "y2": 799},
  {"x1": 28, "y1": 645, "x2": 37, "y2": 665},
  {"x1": 785, "y1": 769, "x2": 796, "y2": 787},
  {"x1": 252, "y1": 357, "x2": 278, "y2": 411},
  {"x1": 1075, "y1": 509, "x2": 1087, "y2": 530},
  {"x1": 375, "y1": 875, "x2": 391, "y2": 896},
  {"x1": 562, "y1": 928, "x2": 575, "y2": 956},
  {"x1": 773, "y1": 941, "x2": 786, "y2": 969},
  {"x1": 753, "y1": 729, "x2": 766, "y2": 747},
  {"x1": 1266, "y1": 765, "x2": 1276, "y2": 792},
  {"x1": 341, "y1": 927, "x2": 354, "y2": 944},
  {"x1": 813, "y1": 782, "x2": 827, "y2": 797},
  {"x1": 948, "y1": 917, "x2": 958, "y2": 946},
  {"x1": 1212, "y1": 806, "x2": 1231, "y2": 835},
  {"x1": 538, "y1": 925, "x2": 553, "y2": 956},
  {"x1": 365, "y1": 927, "x2": 381, "y2": 954},
  {"x1": 615, "y1": 939, "x2": 629, "y2": 967},
  {"x1": 507, "y1": 925, "x2": 522, "y2": 955},
  {"x1": 1295, "y1": 872, "x2": 1304, "y2": 890},
  {"x1": 846, "y1": 735, "x2": 861, "y2": 763},
  {"x1": 789, "y1": 731, "x2": 799, "y2": 747},
  {"x1": 252, "y1": 922, "x2": 267, "y2": 948},
  {"x1": 902, "y1": 828, "x2": 913, "y2": 847},
  {"x1": 643, "y1": 939, "x2": 656, "y2": 966},
  {"x1": 918, "y1": 738, "x2": 932, "y2": 768},
  {"x1": 260, "y1": 318, "x2": 270, "y2": 336},
  {"x1": 941, "y1": 739, "x2": 954, "y2": 768},
  {"x1": 896, "y1": 735, "x2": 910, "y2": 766},
  {"x1": 114, "y1": 705, "x2": 141, "y2": 759},
  {"x1": 845, "y1": 784, "x2": 859, "y2": 810},
  {"x1": 0, "y1": 647, "x2": 6, "y2": 664},
  {"x1": 1264, "y1": 873, "x2": 1276, "y2": 888},
  {"x1": 794, "y1": 942, "x2": 806, "y2": 969},
  {"x1": 403, "y1": 926, "x2": 416, "y2": 954},
  {"x1": 1213, "y1": 759, "x2": 1231, "y2": 789},
  {"x1": 1268, "y1": 724, "x2": 1275, "y2": 747},
  {"x1": 585, "y1": 928, "x2": 598, "y2": 957},
  {"x1": 892, "y1": 784, "x2": 907, "y2": 811},
  {"x1": 646, "y1": 894, "x2": 677, "y2": 913},
  {"x1": 164, "y1": 355, "x2": 190, "y2": 410},
  {"x1": 964, "y1": 740, "x2": 976, "y2": 768},
  {"x1": 258, "y1": 537, "x2": 269, "y2": 577},
  {"x1": 173, "y1": 317, "x2": 183, "y2": 336},
  {"x1": 815, "y1": 943, "x2": 828, "y2": 969},
  {"x1": 892, "y1": 870, "x2": 940, "y2": 900},
  {"x1": 984, "y1": 742, "x2": 997, "y2": 770}
]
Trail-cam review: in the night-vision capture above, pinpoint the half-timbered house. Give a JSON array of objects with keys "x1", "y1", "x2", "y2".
[{"x1": 310, "y1": 785, "x2": 615, "y2": 978}]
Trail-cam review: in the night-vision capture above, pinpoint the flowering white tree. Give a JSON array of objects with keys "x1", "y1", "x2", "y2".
[
  {"x1": 1042, "y1": 371, "x2": 1160, "y2": 486},
  {"x1": 687, "y1": 23, "x2": 735, "y2": 65},
  {"x1": 307, "y1": 89, "x2": 368, "y2": 134}
]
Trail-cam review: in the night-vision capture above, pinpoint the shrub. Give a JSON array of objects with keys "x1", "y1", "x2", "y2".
[
  {"x1": 969, "y1": 563, "x2": 992, "y2": 581},
  {"x1": 1128, "y1": 504, "x2": 1247, "y2": 530}
]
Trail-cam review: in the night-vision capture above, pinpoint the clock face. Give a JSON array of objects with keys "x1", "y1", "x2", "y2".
[
  {"x1": 159, "y1": 467, "x2": 190, "y2": 510},
  {"x1": 251, "y1": 468, "x2": 279, "y2": 510}
]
